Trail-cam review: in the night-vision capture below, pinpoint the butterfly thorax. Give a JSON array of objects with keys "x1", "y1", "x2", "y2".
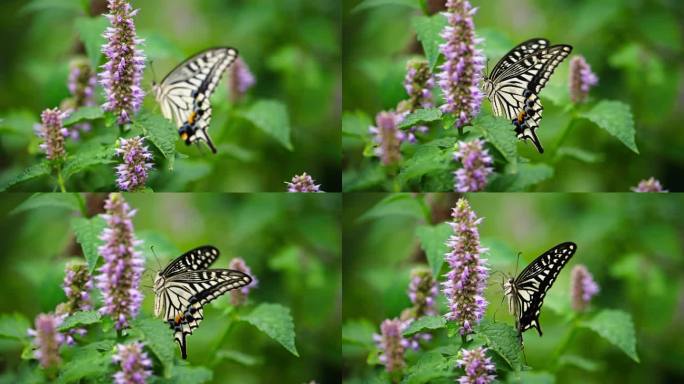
[
  {"x1": 153, "y1": 273, "x2": 166, "y2": 318},
  {"x1": 482, "y1": 77, "x2": 495, "y2": 99},
  {"x1": 502, "y1": 277, "x2": 518, "y2": 317}
]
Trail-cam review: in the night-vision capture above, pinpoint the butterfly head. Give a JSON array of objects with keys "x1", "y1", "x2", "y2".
[{"x1": 481, "y1": 78, "x2": 494, "y2": 99}]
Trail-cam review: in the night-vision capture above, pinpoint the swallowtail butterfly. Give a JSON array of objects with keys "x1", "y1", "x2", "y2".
[
  {"x1": 503, "y1": 242, "x2": 576, "y2": 336},
  {"x1": 153, "y1": 47, "x2": 238, "y2": 153},
  {"x1": 482, "y1": 38, "x2": 572, "y2": 153},
  {"x1": 153, "y1": 245, "x2": 252, "y2": 359}
]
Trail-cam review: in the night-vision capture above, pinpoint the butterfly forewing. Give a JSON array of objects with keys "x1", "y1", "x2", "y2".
[
  {"x1": 160, "y1": 245, "x2": 221, "y2": 277},
  {"x1": 489, "y1": 38, "x2": 548, "y2": 81},
  {"x1": 510, "y1": 242, "x2": 576, "y2": 336}
]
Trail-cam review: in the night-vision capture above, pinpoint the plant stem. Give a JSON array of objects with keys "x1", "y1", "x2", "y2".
[
  {"x1": 550, "y1": 314, "x2": 579, "y2": 371},
  {"x1": 419, "y1": 0, "x2": 429, "y2": 15},
  {"x1": 56, "y1": 166, "x2": 66, "y2": 193},
  {"x1": 75, "y1": 193, "x2": 87, "y2": 217}
]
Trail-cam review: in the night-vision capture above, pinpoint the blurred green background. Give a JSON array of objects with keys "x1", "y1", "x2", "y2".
[
  {"x1": 0, "y1": 192, "x2": 341, "y2": 383},
  {"x1": 343, "y1": 193, "x2": 684, "y2": 383},
  {"x1": 342, "y1": 0, "x2": 684, "y2": 191},
  {"x1": 0, "y1": 0, "x2": 340, "y2": 191}
]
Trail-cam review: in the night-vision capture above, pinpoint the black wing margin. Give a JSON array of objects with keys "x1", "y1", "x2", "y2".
[
  {"x1": 160, "y1": 245, "x2": 221, "y2": 278},
  {"x1": 489, "y1": 38, "x2": 549, "y2": 81}
]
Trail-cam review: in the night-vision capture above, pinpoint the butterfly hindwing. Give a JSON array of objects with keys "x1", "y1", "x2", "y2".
[
  {"x1": 154, "y1": 47, "x2": 238, "y2": 153},
  {"x1": 154, "y1": 246, "x2": 252, "y2": 359},
  {"x1": 510, "y1": 242, "x2": 576, "y2": 336}
]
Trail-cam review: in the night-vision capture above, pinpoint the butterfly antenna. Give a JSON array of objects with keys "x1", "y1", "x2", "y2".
[
  {"x1": 515, "y1": 251, "x2": 522, "y2": 277},
  {"x1": 150, "y1": 245, "x2": 162, "y2": 271}
]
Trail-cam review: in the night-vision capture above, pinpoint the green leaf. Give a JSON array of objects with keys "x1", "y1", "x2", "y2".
[
  {"x1": 342, "y1": 319, "x2": 376, "y2": 349},
  {"x1": 358, "y1": 194, "x2": 425, "y2": 222},
  {"x1": 507, "y1": 371, "x2": 556, "y2": 384},
  {"x1": 579, "y1": 100, "x2": 638, "y2": 154},
  {"x1": 402, "y1": 315, "x2": 446, "y2": 336},
  {"x1": 472, "y1": 114, "x2": 518, "y2": 168},
  {"x1": 353, "y1": 0, "x2": 420, "y2": 12},
  {"x1": 398, "y1": 144, "x2": 452, "y2": 185},
  {"x1": 415, "y1": 223, "x2": 451, "y2": 277},
  {"x1": 558, "y1": 354, "x2": 601, "y2": 372},
  {"x1": 342, "y1": 111, "x2": 372, "y2": 138},
  {"x1": 555, "y1": 147, "x2": 604, "y2": 163},
  {"x1": 342, "y1": 166, "x2": 386, "y2": 192},
  {"x1": 397, "y1": 108, "x2": 442, "y2": 129},
  {"x1": 71, "y1": 216, "x2": 107, "y2": 273},
  {"x1": 134, "y1": 111, "x2": 177, "y2": 170},
  {"x1": 58, "y1": 345, "x2": 113, "y2": 384},
  {"x1": 21, "y1": 0, "x2": 86, "y2": 15},
  {"x1": 63, "y1": 107, "x2": 104, "y2": 127},
  {"x1": 412, "y1": 15, "x2": 448, "y2": 71},
  {"x1": 130, "y1": 316, "x2": 177, "y2": 376},
  {"x1": 75, "y1": 16, "x2": 109, "y2": 70},
  {"x1": 240, "y1": 303, "x2": 298, "y2": 357},
  {"x1": 475, "y1": 320, "x2": 524, "y2": 371},
  {"x1": 163, "y1": 366, "x2": 213, "y2": 384},
  {"x1": 241, "y1": 100, "x2": 293, "y2": 150},
  {"x1": 214, "y1": 350, "x2": 263, "y2": 367},
  {"x1": 11, "y1": 193, "x2": 80, "y2": 215},
  {"x1": 0, "y1": 313, "x2": 30, "y2": 341},
  {"x1": 489, "y1": 163, "x2": 554, "y2": 192},
  {"x1": 580, "y1": 309, "x2": 639, "y2": 362},
  {"x1": 0, "y1": 162, "x2": 50, "y2": 192},
  {"x1": 58, "y1": 311, "x2": 101, "y2": 332},
  {"x1": 62, "y1": 145, "x2": 115, "y2": 180},
  {"x1": 402, "y1": 351, "x2": 452, "y2": 384}
]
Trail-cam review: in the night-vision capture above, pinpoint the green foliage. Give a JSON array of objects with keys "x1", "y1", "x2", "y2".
[
  {"x1": 10, "y1": 193, "x2": 81, "y2": 215},
  {"x1": 358, "y1": 194, "x2": 426, "y2": 222},
  {"x1": 579, "y1": 101, "x2": 638, "y2": 154},
  {"x1": 398, "y1": 141, "x2": 454, "y2": 185},
  {"x1": 240, "y1": 303, "x2": 299, "y2": 357},
  {"x1": 472, "y1": 114, "x2": 518, "y2": 169},
  {"x1": 412, "y1": 15, "x2": 448, "y2": 70},
  {"x1": 130, "y1": 316, "x2": 177, "y2": 377},
  {"x1": 352, "y1": 0, "x2": 420, "y2": 13},
  {"x1": 0, "y1": 313, "x2": 30, "y2": 341},
  {"x1": 58, "y1": 310, "x2": 101, "y2": 331},
  {"x1": 0, "y1": 162, "x2": 50, "y2": 192},
  {"x1": 474, "y1": 320, "x2": 524, "y2": 371},
  {"x1": 134, "y1": 111, "x2": 179, "y2": 171},
  {"x1": 57, "y1": 341, "x2": 114, "y2": 384},
  {"x1": 158, "y1": 366, "x2": 213, "y2": 384},
  {"x1": 62, "y1": 145, "x2": 115, "y2": 180},
  {"x1": 489, "y1": 163, "x2": 554, "y2": 192},
  {"x1": 240, "y1": 100, "x2": 294, "y2": 151},
  {"x1": 415, "y1": 223, "x2": 451, "y2": 277},
  {"x1": 63, "y1": 107, "x2": 104, "y2": 127},
  {"x1": 581, "y1": 309, "x2": 640, "y2": 363},
  {"x1": 402, "y1": 315, "x2": 446, "y2": 336},
  {"x1": 397, "y1": 108, "x2": 442, "y2": 130},
  {"x1": 74, "y1": 16, "x2": 109, "y2": 69},
  {"x1": 402, "y1": 350, "x2": 453, "y2": 384},
  {"x1": 342, "y1": 319, "x2": 376, "y2": 350},
  {"x1": 71, "y1": 215, "x2": 106, "y2": 273}
]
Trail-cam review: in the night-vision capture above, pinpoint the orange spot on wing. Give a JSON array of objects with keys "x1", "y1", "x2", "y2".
[
  {"x1": 175, "y1": 313, "x2": 182, "y2": 324},
  {"x1": 188, "y1": 111, "x2": 196, "y2": 125},
  {"x1": 517, "y1": 111, "x2": 526, "y2": 124}
]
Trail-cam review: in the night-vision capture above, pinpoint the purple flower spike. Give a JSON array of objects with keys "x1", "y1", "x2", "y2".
[
  {"x1": 112, "y1": 342, "x2": 152, "y2": 384},
  {"x1": 95, "y1": 193, "x2": 144, "y2": 330},
  {"x1": 456, "y1": 347, "x2": 497, "y2": 384},
  {"x1": 437, "y1": 0, "x2": 485, "y2": 129},
  {"x1": 287, "y1": 172, "x2": 322, "y2": 192},
  {"x1": 454, "y1": 139, "x2": 493, "y2": 192},
  {"x1": 66, "y1": 59, "x2": 97, "y2": 139},
  {"x1": 442, "y1": 198, "x2": 489, "y2": 335},
  {"x1": 115, "y1": 136, "x2": 154, "y2": 191},
  {"x1": 631, "y1": 177, "x2": 667, "y2": 193},
  {"x1": 229, "y1": 57, "x2": 256, "y2": 102},
  {"x1": 228, "y1": 257, "x2": 258, "y2": 306},
  {"x1": 407, "y1": 269, "x2": 439, "y2": 318},
  {"x1": 373, "y1": 318, "x2": 407, "y2": 373},
  {"x1": 569, "y1": 56, "x2": 598, "y2": 103},
  {"x1": 100, "y1": 0, "x2": 145, "y2": 125},
  {"x1": 28, "y1": 313, "x2": 64, "y2": 369},
  {"x1": 571, "y1": 265, "x2": 599, "y2": 312},
  {"x1": 59, "y1": 263, "x2": 93, "y2": 344},
  {"x1": 398, "y1": 59, "x2": 435, "y2": 141},
  {"x1": 36, "y1": 108, "x2": 68, "y2": 161},
  {"x1": 369, "y1": 111, "x2": 405, "y2": 165}
]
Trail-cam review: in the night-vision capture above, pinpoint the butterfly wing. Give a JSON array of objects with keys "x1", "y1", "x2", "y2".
[
  {"x1": 155, "y1": 47, "x2": 237, "y2": 152},
  {"x1": 488, "y1": 38, "x2": 548, "y2": 81},
  {"x1": 160, "y1": 269, "x2": 252, "y2": 359},
  {"x1": 160, "y1": 245, "x2": 221, "y2": 277},
  {"x1": 512, "y1": 242, "x2": 576, "y2": 336}
]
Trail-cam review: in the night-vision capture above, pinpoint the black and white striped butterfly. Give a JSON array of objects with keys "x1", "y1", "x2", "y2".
[
  {"x1": 482, "y1": 38, "x2": 572, "y2": 153},
  {"x1": 153, "y1": 245, "x2": 252, "y2": 359},
  {"x1": 503, "y1": 242, "x2": 576, "y2": 336},
  {"x1": 153, "y1": 47, "x2": 238, "y2": 154}
]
